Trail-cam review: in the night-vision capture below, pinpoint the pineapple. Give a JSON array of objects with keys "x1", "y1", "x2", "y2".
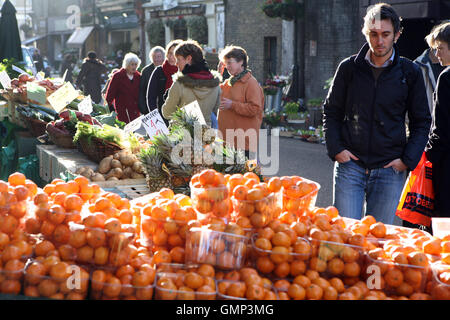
[{"x1": 139, "y1": 147, "x2": 172, "y2": 192}]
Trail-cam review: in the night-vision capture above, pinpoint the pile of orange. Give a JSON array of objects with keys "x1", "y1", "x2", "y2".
[
  {"x1": 155, "y1": 263, "x2": 216, "y2": 300},
  {"x1": 23, "y1": 258, "x2": 89, "y2": 300},
  {"x1": 191, "y1": 170, "x2": 231, "y2": 224},
  {"x1": 185, "y1": 220, "x2": 249, "y2": 270},
  {"x1": 216, "y1": 267, "x2": 278, "y2": 300},
  {"x1": 140, "y1": 188, "x2": 198, "y2": 256},
  {"x1": 90, "y1": 261, "x2": 155, "y2": 300},
  {"x1": 280, "y1": 176, "x2": 319, "y2": 217},
  {"x1": 230, "y1": 175, "x2": 282, "y2": 229}
]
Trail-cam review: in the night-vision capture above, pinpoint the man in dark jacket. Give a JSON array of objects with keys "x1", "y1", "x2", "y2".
[
  {"x1": 138, "y1": 46, "x2": 165, "y2": 114},
  {"x1": 323, "y1": 3, "x2": 431, "y2": 225},
  {"x1": 425, "y1": 22, "x2": 450, "y2": 219},
  {"x1": 76, "y1": 51, "x2": 108, "y2": 104}
]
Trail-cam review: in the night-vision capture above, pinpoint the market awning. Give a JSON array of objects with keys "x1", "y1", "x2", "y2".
[
  {"x1": 66, "y1": 26, "x2": 94, "y2": 48},
  {"x1": 22, "y1": 34, "x2": 47, "y2": 45}
]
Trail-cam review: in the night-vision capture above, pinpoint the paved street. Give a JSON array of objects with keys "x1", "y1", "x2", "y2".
[{"x1": 261, "y1": 136, "x2": 334, "y2": 208}]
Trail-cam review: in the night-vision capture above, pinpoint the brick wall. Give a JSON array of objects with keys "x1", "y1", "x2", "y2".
[{"x1": 224, "y1": 0, "x2": 283, "y2": 84}]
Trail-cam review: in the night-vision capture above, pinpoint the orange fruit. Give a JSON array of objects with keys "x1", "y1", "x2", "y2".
[
  {"x1": 305, "y1": 284, "x2": 323, "y2": 300},
  {"x1": 361, "y1": 215, "x2": 376, "y2": 227},
  {"x1": 423, "y1": 239, "x2": 442, "y2": 255},
  {"x1": 370, "y1": 222, "x2": 387, "y2": 238},
  {"x1": 384, "y1": 268, "x2": 404, "y2": 288},
  {"x1": 287, "y1": 283, "x2": 306, "y2": 300},
  {"x1": 8, "y1": 172, "x2": 26, "y2": 186}
]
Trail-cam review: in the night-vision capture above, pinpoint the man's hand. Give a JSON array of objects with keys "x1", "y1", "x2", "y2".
[
  {"x1": 384, "y1": 159, "x2": 408, "y2": 172},
  {"x1": 335, "y1": 150, "x2": 359, "y2": 163},
  {"x1": 219, "y1": 98, "x2": 232, "y2": 110}
]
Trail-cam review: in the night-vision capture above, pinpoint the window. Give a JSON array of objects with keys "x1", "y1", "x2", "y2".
[{"x1": 264, "y1": 37, "x2": 277, "y2": 79}]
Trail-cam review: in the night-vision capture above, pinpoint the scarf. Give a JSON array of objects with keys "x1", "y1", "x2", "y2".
[
  {"x1": 229, "y1": 69, "x2": 250, "y2": 86},
  {"x1": 182, "y1": 60, "x2": 213, "y2": 80},
  {"x1": 162, "y1": 60, "x2": 178, "y2": 90}
]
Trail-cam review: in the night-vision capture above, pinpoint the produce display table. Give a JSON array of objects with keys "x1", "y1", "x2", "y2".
[{"x1": 36, "y1": 144, "x2": 150, "y2": 199}]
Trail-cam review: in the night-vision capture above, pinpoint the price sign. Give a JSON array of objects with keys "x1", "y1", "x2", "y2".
[
  {"x1": 78, "y1": 95, "x2": 93, "y2": 114},
  {"x1": 0, "y1": 71, "x2": 11, "y2": 89},
  {"x1": 26, "y1": 82, "x2": 47, "y2": 105},
  {"x1": 47, "y1": 82, "x2": 79, "y2": 113},
  {"x1": 123, "y1": 115, "x2": 143, "y2": 134},
  {"x1": 141, "y1": 109, "x2": 169, "y2": 138},
  {"x1": 12, "y1": 65, "x2": 28, "y2": 75},
  {"x1": 184, "y1": 100, "x2": 206, "y2": 125}
]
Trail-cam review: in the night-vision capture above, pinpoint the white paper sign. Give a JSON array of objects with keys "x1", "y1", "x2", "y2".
[
  {"x1": 47, "y1": 82, "x2": 79, "y2": 113},
  {"x1": 432, "y1": 218, "x2": 450, "y2": 239},
  {"x1": 12, "y1": 65, "x2": 28, "y2": 75},
  {"x1": 0, "y1": 71, "x2": 12, "y2": 89},
  {"x1": 62, "y1": 69, "x2": 68, "y2": 82},
  {"x1": 184, "y1": 101, "x2": 206, "y2": 125},
  {"x1": 123, "y1": 115, "x2": 143, "y2": 134},
  {"x1": 78, "y1": 95, "x2": 93, "y2": 114},
  {"x1": 141, "y1": 110, "x2": 169, "y2": 137}
]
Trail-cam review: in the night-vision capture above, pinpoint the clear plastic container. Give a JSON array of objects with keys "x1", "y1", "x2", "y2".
[
  {"x1": 190, "y1": 184, "x2": 231, "y2": 224},
  {"x1": 428, "y1": 262, "x2": 450, "y2": 300},
  {"x1": 185, "y1": 227, "x2": 249, "y2": 270},
  {"x1": 67, "y1": 222, "x2": 136, "y2": 268},
  {"x1": 362, "y1": 252, "x2": 430, "y2": 298},
  {"x1": 139, "y1": 216, "x2": 191, "y2": 251},
  {"x1": 282, "y1": 179, "x2": 320, "y2": 217},
  {"x1": 90, "y1": 266, "x2": 156, "y2": 300},
  {"x1": 250, "y1": 233, "x2": 311, "y2": 277},
  {"x1": 231, "y1": 191, "x2": 282, "y2": 229},
  {"x1": 217, "y1": 279, "x2": 279, "y2": 300},
  {"x1": 0, "y1": 260, "x2": 26, "y2": 296},
  {"x1": 155, "y1": 263, "x2": 217, "y2": 300},
  {"x1": 23, "y1": 259, "x2": 90, "y2": 299},
  {"x1": 431, "y1": 218, "x2": 450, "y2": 239}
]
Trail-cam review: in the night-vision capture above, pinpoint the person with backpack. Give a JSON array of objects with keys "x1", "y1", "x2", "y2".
[{"x1": 323, "y1": 3, "x2": 431, "y2": 225}]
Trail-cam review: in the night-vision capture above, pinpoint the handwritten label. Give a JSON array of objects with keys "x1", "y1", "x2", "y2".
[
  {"x1": 12, "y1": 65, "x2": 28, "y2": 75},
  {"x1": 78, "y1": 95, "x2": 93, "y2": 114},
  {"x1": 184, "y1": 100, "x2": 206, "y2": 125},
  {"x1": 47, "y1": 82, "x2": 79, "y2": 113},
  {"x1": 0, "y1": 71, "x2": 11, "y2": 89},
  {"x1": 123, "y1": 115, "x2": 143, "y2": 134},
  {"x1": 141, "y1": 109, "x2": 169, "y2": 138},
  {"x1": 26, "y1": 82, "x2": 47, "y2": 105}
]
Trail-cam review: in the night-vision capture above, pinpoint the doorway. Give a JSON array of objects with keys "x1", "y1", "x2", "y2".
[{"x1": 396, "y1": 18, "x2": 437, "y2": 60}]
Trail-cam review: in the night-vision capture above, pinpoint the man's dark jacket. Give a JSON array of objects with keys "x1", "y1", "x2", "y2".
[
  {"x1": 144, "y1": 66, "x2": 168, "y2": 121},
  {"x1": 323, "y1": 43, "x2": 432, "y2": 171},
  {"x1": 138, "y1": 63, "x2": 156, "y2": 114}
]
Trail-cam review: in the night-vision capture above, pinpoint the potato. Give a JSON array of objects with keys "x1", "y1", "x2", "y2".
[
  {"x1": 119, "y1": 154, "x2": 136, "y2": 167},
  {"x1": 113, "y1": 153, "x2": 120, "y2": 160},
  {"x1": 131, "y1": 172, "x2": 145, "y2": 179},
  {"x1": 106, "y1": 168, "x2": 123, "y2": 179},
  {"x1": 76, "y1": 167, "x2": 87, "y2": 175},
  {"x1": 81, "y1": 168, "x2": 94, "y2": 179},
  {"x1": 123, "y1": 167, "x2": 133, "y2": 179},
  {"x1": 111, "y1": 159, "x2": 123, "y2": 169},
  {"x1": 132, "y1": 161, "x2": 144, "y2": 174},
  {"x1": 98, "y1": 156, "x2": 113, "y2": 174},
  {"x1": 91, "y1": 173, "x2": 105, "y2": 182},
  {"x1": 107, "y1": 177, "x2": 119, "y2": 181}
]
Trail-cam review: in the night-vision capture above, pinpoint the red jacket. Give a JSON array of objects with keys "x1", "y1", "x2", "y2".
[{"x1": 105, "y1": 68, "x2": 141, "y2": 123}]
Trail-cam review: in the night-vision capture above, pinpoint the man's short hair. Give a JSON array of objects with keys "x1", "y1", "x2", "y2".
[
  {"x1": 426, "y1": 22, "x2": 450, "y2": 49},
  {"x1": 149, "y1": 46, "x2": 165, "y2": 62},
  {"x1": 219, "y1": 45, "x2": 249, "y2": 69},
  {"x1": 362, "y1": 3, "x2": 403, "y2": 35}
]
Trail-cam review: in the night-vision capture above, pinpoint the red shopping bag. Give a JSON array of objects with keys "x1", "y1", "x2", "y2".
[{"x1": 396, "y1": 153, "x2": 434, "y2": 227}]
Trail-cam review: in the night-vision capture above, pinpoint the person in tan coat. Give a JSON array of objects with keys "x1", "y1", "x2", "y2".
[
  {"x1": 217, "y1": 46, "x2": 264, "y2": 156},
  {"x1": 161, "y1": 40, "x2": 221, "y2": 127}
]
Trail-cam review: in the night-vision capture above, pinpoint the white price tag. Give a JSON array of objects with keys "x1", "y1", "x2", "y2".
[
  {"x1": 123, "y1": 115, "x2": 143, "y2": 134},
  {"x1": 47, "y1": 82, "x2": 79, "y2": 113},
  {"x1": 78, "y1": 96, "x2": 93, "y2": 114},
  {"x1": 141, "y1": 109, "x2": 169, "y2": 138},
  {"x1": 0, "y1": 71, "x2": 12, "y2": 89},
  {"x1": 12, "y1": 65, "x2": 28, "y2": 75},
  {"x1": 184, "y1": 101, "x2": 206, "y2": 125}
]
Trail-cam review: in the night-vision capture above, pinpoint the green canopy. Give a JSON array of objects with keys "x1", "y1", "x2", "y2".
[{"x1": 0, "y1": 0, "x2": 23, "y2": 62}]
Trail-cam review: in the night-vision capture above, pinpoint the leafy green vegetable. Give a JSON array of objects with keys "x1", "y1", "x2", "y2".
[
  {"x1": 73, "y1": 121, "x2": 126, "y2": 147},
  {"x1": 95, "y1": 112, "x2": 125, "y2": 129}
]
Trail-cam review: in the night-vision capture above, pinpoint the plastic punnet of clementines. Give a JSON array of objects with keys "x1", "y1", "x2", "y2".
[
  {"x1": 155, "y1": 263, "x2": 217, "y2": 300},
  {"x1": 23, "y1": 258, "x2": 90, "y2": 300},
  {"x1": 0, "y1": 258, "x2": 26, "y2": 296},
  {"x1": 190, "y1": 170, "x2": 231, "y2": 225},
  {"x1": 217, "y1": 277, "x2": 279, "y2": 300},
  {"x1": 428, "y1": 262, "x2": 450, "y2": 300},
  {"x1": 66, "y1": 221, "x2": 136, "y2": 268},
  {"x1": 281, "y1": 176, "x2": 320, "y2": 218},
  {"x1": 185, "y1": 224, "x2": 249, "y2": 270},
  {"x1": 90, "y1": 263, "x2": 156, "y2": 300}
]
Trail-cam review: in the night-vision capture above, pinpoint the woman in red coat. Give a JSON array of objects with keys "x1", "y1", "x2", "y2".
[{"x1": 106, "y1": 52, "x2": 141, "y2": 123}]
